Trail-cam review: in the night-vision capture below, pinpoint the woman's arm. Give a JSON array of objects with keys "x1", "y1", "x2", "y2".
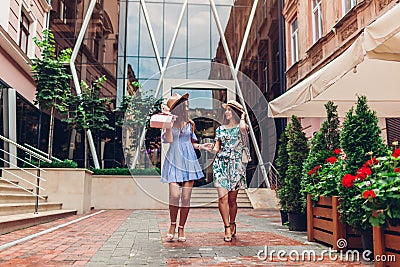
[
  {"x1": 163, "y1": 128, "x2": 173, "y2": 143},
  {"x1": 239, "y1": 113, "x2": 248, "y2": 134}
]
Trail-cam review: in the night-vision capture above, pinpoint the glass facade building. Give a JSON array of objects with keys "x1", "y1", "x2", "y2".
[{"x1": 117, "y1": 0, "x2": 277, "y2": 186}]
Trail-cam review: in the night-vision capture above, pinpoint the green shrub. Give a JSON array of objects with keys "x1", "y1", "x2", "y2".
[
  {"x1": 24, "y1": 159, "x2": 78, "y2": 168},
  {"x1": 90, "y1": 168, "x2": 160, "y2": 176}
]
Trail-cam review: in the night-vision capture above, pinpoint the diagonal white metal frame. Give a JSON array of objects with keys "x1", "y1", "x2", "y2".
[
  {"x1": 209, "y1": 0, "x2": 269, "y2": 187},
  {"x1": 70, "y1": 0, "x2": 100, "y2": 168},
  {"x1": 130, "y1": 0, "x2": 269, "y2": 187},
  {"x1": 131, "y1": 0, "x2": 188, "y2": 168}
]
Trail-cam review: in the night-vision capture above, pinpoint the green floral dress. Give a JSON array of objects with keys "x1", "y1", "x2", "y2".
[{"x1": 213, "y1": 125, "x2": 247, "y2": 191}]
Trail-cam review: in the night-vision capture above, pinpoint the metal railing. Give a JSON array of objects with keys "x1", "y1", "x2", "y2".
[
  {"x1": 0, "y1": 135, "x2": 52, "y2": 213},
  {"x1": 24, "y1": 143, "x2": 62, "y2": 163}
]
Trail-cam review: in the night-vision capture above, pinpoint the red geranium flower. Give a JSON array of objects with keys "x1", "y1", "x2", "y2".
[
  {"x1": 334, "y1": 148, "x2": 342, "y2": 155},
  {"x1": 363, "y1": 190, "x2": 376, "y2": 199},
  {"x1": 394, "y1": 168, "x2": 400, "y2": 173},
  {"x1": 308, "y1": 165, "x2": 322, "y2": 176},
  {"x1": 342, "y1": 174, "x2": 356, "y2": 188},
  {"x1": 356, "y1": 167, "x2": 372, "y2": 180},
  {"x1": 326, "y1": 156, "x2": 338, "y2": 164},
  {"x1": 393, "y1": 148, "x2": 400, "y2": 158},
  {"x1": 363, "y1": 158, "x2": 379, "y2": 167}
]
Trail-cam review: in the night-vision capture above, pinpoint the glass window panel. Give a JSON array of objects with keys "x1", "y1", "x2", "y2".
[
  {"x1": 188, "y1": 4, "x2": 210, "y2": 59},
  {"x1": 187, "y1": 60, "x2": 212, "y2": 79},
  {"x1": 146, "y1": 3, "x2": 164, "y2": 57},
  {"x1": 140, "y1": 78, "x2": 161, "y2": 96},
  {"x1": 139, "y1": 8, "x2": 156, "y2": 57},
  {"x1": 170, "y1": 8, "x2": 187, "y2": 58},
  {"x1": 211, "y1": 5, "x2": 232, "y2": 59},
  {"x1": 138, "y1": 57, "x2": 160, "y2": 79},
  {"x1": 164, "y1": 3, "x2": 184, "y2": 57},
  {"x1": 164, "y1": 58, "x2": 187, "y2": 79},
  {"x1": 126, "y1": 2, "x2": 140, "y2": 56}
]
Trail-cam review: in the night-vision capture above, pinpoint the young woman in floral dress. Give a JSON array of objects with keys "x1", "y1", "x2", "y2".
[{"x1": 205, "y1": 100, "x2": 249, "y2": 242}]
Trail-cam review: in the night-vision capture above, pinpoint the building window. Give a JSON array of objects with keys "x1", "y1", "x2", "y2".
[
  {"x1": 19, "y1": 12, "x2": 30, "y2": 53},
  {"x1": 59, "y1": 1, "x2": 66, "y2": 23},
  {"x1": 291, "y1": 18, "x2": 299, "y2": 64},
  {"x1": 59, "y1": 1, "x2": 75, "y2": 25},
  {"x1": 342, "y1": 0, "x2": 357, "y2": 15},
  {"x1": 312, "y1": 0, "x2": 323, "y2": 42}
]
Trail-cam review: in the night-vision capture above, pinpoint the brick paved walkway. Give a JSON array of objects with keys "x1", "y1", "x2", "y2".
[{"x1": 0, "y1": 209, "x2": 375, "y2": 266}]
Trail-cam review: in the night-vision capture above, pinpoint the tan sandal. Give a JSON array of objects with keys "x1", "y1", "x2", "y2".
[
  {"x1": 177, "y1": 225, "x2": 186, "y2": 242},
  {"x1": 166, "y1": 222, "x2": 176, "y2": 241}
]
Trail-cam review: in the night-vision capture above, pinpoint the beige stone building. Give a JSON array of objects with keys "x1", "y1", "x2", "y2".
[{"x1": 279, "y1": 0, "x2": 400, "y2": 141}]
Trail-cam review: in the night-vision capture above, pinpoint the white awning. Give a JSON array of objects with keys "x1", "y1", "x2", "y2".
[{"x1": 268, "y1": 3, "x2": 400, "y2": 118}]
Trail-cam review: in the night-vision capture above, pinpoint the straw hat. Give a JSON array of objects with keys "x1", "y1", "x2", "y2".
[
  {"x1": 166, "y1": 93, "x2": 189, "y2": 111},
  {"x1": 222, "y1": 100, "x2": 244, "y2": 113}
]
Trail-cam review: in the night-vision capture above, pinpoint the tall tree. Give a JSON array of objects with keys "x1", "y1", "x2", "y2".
[
  {"x1": 276, "y1": 131, "x2": 289, "y2": 211},
  {"x1": 339, "y1": 95, "x2": 387, "y2": 231},
  {"x1": 31, "y1": 29, "x2": 71, "y2": 158},
  {"x1": 283, "y1": 115, "x2": 309, "y2": 213},
  {"x1": 302, "y1": 101, "x2": 341, "y2": 193}
]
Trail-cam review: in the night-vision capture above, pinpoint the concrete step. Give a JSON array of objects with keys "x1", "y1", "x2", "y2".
[
  {"x1": 0, "y1": 179, "x2": 19, "y2": 185},
  {"x1": 189, "y1": 188, "x2": 252, "y2": 208},
  {"x1": 0, "y1": 184, "x2": 33, "y2": 194},
  {"x1": 0, "y1": 202, "x2": 63, "y2": 216},
  {"x1": 190, "y1": 202, "x2": 253, "y2": 208},
  {"x1": 190, "y1": 197, "x2": 252, "y2": 203},
  {"x1": 0, "y1": 194, "x2": 48, "y2": 204},
  {"x1": 0, "y1": 209, "x2": 77, "y2": 235}
]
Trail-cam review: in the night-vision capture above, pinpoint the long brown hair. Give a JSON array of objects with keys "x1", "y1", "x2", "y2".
[{"x1": 171, "y1": 99, "x2": 195, "y2": 129}]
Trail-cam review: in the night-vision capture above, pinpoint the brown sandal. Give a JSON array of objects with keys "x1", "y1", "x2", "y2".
[
  {"x1": 224, "y1": 225, "x2": 232, "y2": 242},
  {"x1": 230, "y1": 222, "x2": 236, "y2": 237}
]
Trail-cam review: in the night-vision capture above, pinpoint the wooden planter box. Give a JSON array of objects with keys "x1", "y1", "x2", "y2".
[
  {"x1": 373, "y1": 224, "x2": 400, "y2": 267},
  {"x1": 307, "y1": 195, "x2": 345, "y2": 249},
  {"x1": 307, "y1": 195, "x2": 363, "y2": 250}
]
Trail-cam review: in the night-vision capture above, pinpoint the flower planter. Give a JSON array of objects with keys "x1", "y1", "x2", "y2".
[
  {"x1": 288, "y1": 212, "x2": 307, "y2": 231},
  {"x1": 373, "y1": 224, "x2": 400, "y2": 267},
  {"x1": 307, "y1": 195, "x2": 346, "y2": 249},
  {"x1": 280, "y1": 210, "x2": 288, "y2": 225}
]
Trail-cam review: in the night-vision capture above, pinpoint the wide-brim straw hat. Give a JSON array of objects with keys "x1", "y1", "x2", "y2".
[
  {"x1": 166, "y1": 93, "x2": 189, "y2": 111},
  {"x1": 222, "y1": 100, "x2": 244, "y2": 113}
]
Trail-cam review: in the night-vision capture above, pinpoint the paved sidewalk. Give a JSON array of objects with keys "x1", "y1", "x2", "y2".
[{"x1": 0, "y1": 209, "x2": 373, "y2": 266}]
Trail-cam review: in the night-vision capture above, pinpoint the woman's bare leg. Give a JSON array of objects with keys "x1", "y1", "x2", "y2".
[
  {"x1": 168, "y1": 183, "x2": 180, "y2": 236},
  {"x1": 217, "y1": 187, "x2": 231, "y2": 239},
  {"x1": 178, "y1": 180, "x2": 194, "y2": 239},
  {"x1": 228, "y1": 190, "x2": 239, "y2": 234}
]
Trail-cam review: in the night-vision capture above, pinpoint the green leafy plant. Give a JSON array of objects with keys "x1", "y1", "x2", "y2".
[
  {"x1": 62, "y1": 75, "x2": 113, "y2": 132},
  {"x1": 302, "y1": 101, "x2": 341, "y2": 201},
  {"x1": 24, "y1": 159, "x2": 78, "y2": 168},
  {"x1": 117, "y1": 91, "x2": 163, "y2": 163},
  {"x1": 339, "y1": 96, "x2": 387, "y2": 231},
  {"x1": 276, "y1": 131, "x2": 289, "y2": 211},
  {"x1": 281, "y1": 115, "x2": 309, "y2": 213},
  {"x1": 353, "y1": 146, "x2": 400, "y2": 227},
  {"x1": 31, "y1": 29, "x2": 72, "y2": 158},
  {"x1": 90, "y1": 167, "x2": 160, "y2": 176}
]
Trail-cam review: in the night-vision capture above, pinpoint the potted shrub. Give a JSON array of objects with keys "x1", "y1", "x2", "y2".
[
  {"x1": 339, "y1": 96, "x2": 386, "y2": 250},
  {"x1": 283, "y1": 115, "x2": 309, "y2": 231},
  {"x1": 275, "y1": 131, "x2": 289, "y2": 224}
]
